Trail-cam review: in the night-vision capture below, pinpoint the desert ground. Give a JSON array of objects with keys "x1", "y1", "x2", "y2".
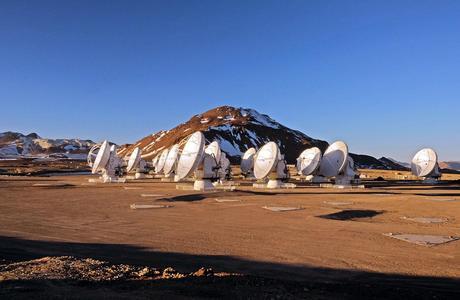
[{"x1": 1, "y1": 169, "x2": 460, "y2": 299}]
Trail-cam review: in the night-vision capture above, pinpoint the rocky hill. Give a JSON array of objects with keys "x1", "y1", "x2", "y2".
[
  {"x1": 0, "y1": 131, "x2": 95, "y2": 159},
  {"x1": 378, "y1": 157, "x2": 409, "y2": 171},
  {"x1": 439, "y1": 161, "x2": 460, "y2": 171},
  {"x1": 118, "y1": 106, "x2": 329, "y2": 164},
  {"x1": 119, "y1": 106, "x2": 397, "y2": 169}
]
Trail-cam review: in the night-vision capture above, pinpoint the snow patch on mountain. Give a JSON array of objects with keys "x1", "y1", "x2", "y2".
[
  {"x1": 0, "y1": 131, "x2": 95, "y2": 160},
  {"x1": 241, "y1": 108, "x2": 280, "y2": 129}
]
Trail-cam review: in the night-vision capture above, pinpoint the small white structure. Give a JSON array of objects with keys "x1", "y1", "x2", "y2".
[
  {"x1": 162, "y1": 144, "x2": 180, "y2": 181},
  {"x1": 126, "y1": 147, "x2": 147, "y2": 179},
  {"x1": 240, "y1": 147, "x2": 256, "y2": 178},
  {"x1": 317, "y1": 141, "x2": 358, "y2": 186},
  {"x1": 155, "y1": 148, "x2": 169, "y2": 175},
  {"x1": 218, "y1": 152, "x2": 231, "y2": 181},
  {"x1": 89, "y1": 140, "x2": 125, "y2": 183},
  {"x1": 296, "y1": 147, "x2": 323, "y2": 182},
  {"x1": 175, "y1": 131, "x2": 219, "y2": 190},
  {"x1": 253, "y1": 142, "x2": 292, "y2": 189},
  {"x1": 151, "y1": 155, "x2": 159, "y2": 173},
  {"x1": 411, "y1": 148, "x2": 441, "y2": 183},
  {"x1": 204, "y1": 141, "x2": 233, "y2": 186}
]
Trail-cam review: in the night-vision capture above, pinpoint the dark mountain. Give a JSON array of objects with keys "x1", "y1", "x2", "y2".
[{"x1": 119, "y1": 106, "x2": 397, "y2": 169}]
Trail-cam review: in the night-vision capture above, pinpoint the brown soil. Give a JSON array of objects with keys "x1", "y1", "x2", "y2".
[
  {"x1": 0, "y1": 158, "x2": 89, "y2": 176},
  {"x1": 1, "y1": 172, "x2": 460, "y2": 299}
]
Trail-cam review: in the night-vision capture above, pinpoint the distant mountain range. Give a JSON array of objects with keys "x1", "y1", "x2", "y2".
[
  {"x1": 3, "y1": 106, "x2": 456, "y2": 172},
  {"x1": 382, "y1": 157, "x2": 411, "y2": 169},
  {"x1": 0, "y1": 131, "x2": 95, "y2": 160},
  {"x1": 439, "y1": 161, "x2": 460, "y2": 171}
]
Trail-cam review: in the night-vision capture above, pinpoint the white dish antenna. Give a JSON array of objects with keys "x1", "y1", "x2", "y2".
[
  {"x1": 155, "y1": 148, "x2": 170, "y2": 173},
  {"x1": 318, "y1": 141, "x2": 348, "y2": 177},
  {"x1": 163, "y1": 144, "x2": 180, "y2": 176},
  {"x1": 205, "y1": 141, "x2": 221, "y2": 163},
  {"x1": 175, "y1": 131, "x2": 205, "y2": 180},
  {"x1": 254, "y1": 142, "x2": 280, "y2": 179},
  {"x1": 92, "y1": 140, "x2": 111, "y2": 174},
  {"x1": 151, "y1": 155, "x2": 159, "y2": 171},
  {"x1": 411, "y1": 148, "x2": 439, "y2": 177},
  {"x1": 241, "y1": 147, "x2": 256, "y2": 174},
  {"x1": 296, "y1": 147, "x2": 322, "y2": 176},
  {"x1": 87, "y1": 144, "x2": 101, "y2": 167},
  {"x1": 126, "y1": 147, "x2": 142, "y2": 173}
]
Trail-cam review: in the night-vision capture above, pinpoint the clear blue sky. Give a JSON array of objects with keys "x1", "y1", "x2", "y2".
[{"x1": 1, "y1": 0, "x2": 459, "y2": 161}]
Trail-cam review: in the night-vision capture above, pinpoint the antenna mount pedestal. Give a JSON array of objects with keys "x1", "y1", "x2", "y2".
[
  {"x1": 161, "y1": 173, "x2": 175, "y2": 182},
  {"x1": 335, "y1": 174, "x2": 355, "y2": 185},
  {"x1": 422, "y1": 177, "x2": 439, "y2": 184},
  {"x1": 134, "y1": 172, "x2": 146, "y2": 179},
  {"x1": 193, "y1": 179, "x2": 215, "y2": 190},
  {"x1": 306, "y1": 175, "x2": 330, "y2": 183}
]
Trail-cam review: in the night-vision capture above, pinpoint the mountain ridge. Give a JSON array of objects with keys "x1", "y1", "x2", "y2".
[
  {"x1": 0, "y1": 131, "x2": 95, "y2": 159},
  {"x1": 119, "y1": 105, "x2": 399, "y2": 169}
]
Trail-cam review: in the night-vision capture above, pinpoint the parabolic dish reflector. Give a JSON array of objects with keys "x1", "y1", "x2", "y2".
[
  {"x1": 152, "y1": 155, "x2": 159, "y2": 168},
  {"x1": 176, "y1": 131, "x2": 205, "y2": 180},
  {"x1": 411, "y1": 148, "x2": 438, "y2": 177},
  {"x1": 254, "y1": 142, "x2": 279, "y2": 179},
  {"x1": 87, "y1": 144, "x2": 101, "y2": 167},
  {"x1": 163, "y1": 144, "x2": 180, "y2": 175},
  {"x1": 318, "y1": 141, "x2": 348, "y2": 177},
  {"x1": 241, "y1": 147, "x2": 257, "y2": 173},
  {"x1": 92, "y1": 140, "x2": 110, "y2": 174},
  {"x1": 156, "y1": 148, "x2": 170, "y2": 173},
  {"x1": 205, "y1": 141, "x2": 221, "y2": 163},
  {"x1": 127, "y1": 147, "x2": 141, "y2": 173},
  {"x1": 297, "y1": 147, "x2": 322, "y2": 176}
]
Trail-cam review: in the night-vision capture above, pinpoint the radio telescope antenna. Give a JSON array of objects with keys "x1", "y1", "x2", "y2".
[
  {"x1": 253, "y1": 142, "x2": 291, "y2": 189},
  {"x1": 163, "y1": 144, "x2": 180, "y2": 179},
  {"x1": 125, "y1": 147, "x2": 147, "y2": 179},
  {"x1": 92, "y1": 141, "x2": 111, "y2": 174},
  {"x1": 240, "y1": 147, "x2": 256, "y2": 178},
  {"x1": 155, "y1": 148, "x2": 170, "y2": 175},
  {"x1": 318, "y1": 141, "x2": 348, "y2": 177},
  {"x1": 411, "y1": 148, "x2": 441, "y2": 183},
  {"x1": 175, "y1": 131, "x2": 220, "y2": 190},
  {"x1": 205, "y1": 141, "x2": 222, "y2": 164},
  {"x1": 217, "y1": 152, "x2": 231, "y2": 182},
  {"x1": 176, "y1": 131, "x2": 205, "y2": 180},
  {"x1": 151, "y1": 155, "x2": 159, "y2": 173},
  {"x1": 89, "y1": 140, "x2": 125, "y2": 183},
  {"x1": 126, "y1": 147, "x2": 141, "y2": 173},
  {"x1": 296, "y1": 147, "x2": 322, "y2": 182},
  {"x1": 317, "y1": 141, "x2": 358, "y2": 186},
  {"x1": 87, "y1": 144, "x2": 102, "y2": 168}
]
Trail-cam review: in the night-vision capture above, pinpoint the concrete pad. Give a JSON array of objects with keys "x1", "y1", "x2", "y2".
[
  {"x1": 401, "y1": 217, "x2": 447, "y2": 224},
  {"x1": 32, "y1": 183, "x2": 68, "y2": 187},
  {"x1": 425, "y1": 198, "x2": 458, "y2": 202},
  {"x1": 252, "y1": 183, "x2": 296, "y2": 189},
  {"x1": 215, "y1": 198, "x2": 241, "y2": 203},
  {"x1": 384, "y1": 233, "x2": 459, "y2": 246},
  {"x1": 140, "y1": 194, "x2": 164, "y2": 197},
  {"x1": 320, "y1": 183, "x2": 365, "y2": 189},
  {"x1": 175, "y1": 184, "x2": 197, "y2": 191},
  {"x1": 323, "y1": 201, "x2": 353, "y2": 206},
  {"x1": 175, "y1": 184, "x2": 217, "y2": 191},
  {"x1": 130, "y1": 204, "x2": 172, "y2": 209},
  {"x1": 215, "y1": 185, "x2": 236, "y2": 191},
  {"x1": 262, "y1": 206, "x2": 304, "y2": 212}
]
